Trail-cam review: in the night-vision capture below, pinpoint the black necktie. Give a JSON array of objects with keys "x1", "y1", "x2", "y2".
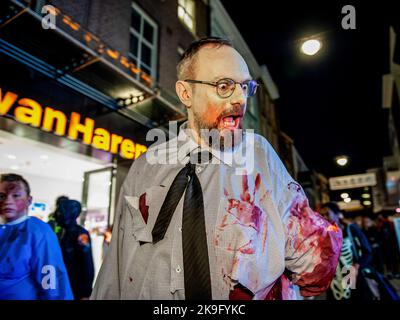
[{"x1": 152, "y1": 161, "x2": 212, "y2": 300}]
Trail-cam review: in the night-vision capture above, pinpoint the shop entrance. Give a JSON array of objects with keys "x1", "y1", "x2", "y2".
[
  {"x1": 81, "y1": 166, "x2": 116, "y2": 278},
  {"x1": 81, "y1": 166, "x2": 116, "y2": 233},
  {"x1": 0, "y1": 127, "x2": 115, "y2": 281}
]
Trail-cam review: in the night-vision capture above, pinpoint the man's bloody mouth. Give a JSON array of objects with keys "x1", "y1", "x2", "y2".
[{"x1": 221, "y1": 113, "x2": 243, "y2": 130}]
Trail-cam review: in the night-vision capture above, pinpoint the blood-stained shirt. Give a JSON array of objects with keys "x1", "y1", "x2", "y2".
[{"x1": 91, "y1": 122, "x2": 342, "y2": 300}]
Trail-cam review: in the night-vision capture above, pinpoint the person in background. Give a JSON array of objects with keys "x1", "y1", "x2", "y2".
[
  {"x1": 319, "y1": 202, "x2": 359, "y2": 300},
  {"x1": 362, "y1": 214, "x2": 385, "y2": 274},
  {"x1": 47, "y1": 195, "x2": 69, "y2": 239},
  {"x1": 56, "y1": 199, "x2": 95, "y2": 300},
  {"x1": 321, "y1": 203, "x2": 382, "y2": 300},
  {"x1": 376, "y1": 211, "x2": 400, "y2": 279},
  {"x1": 354, "y1": 215, "x2": 363, "y2": 229},
  {"x1": 321, "y1": 202, "x2": 399, "y2": 300},
  {"x1": 0, "y1": 173, "x2": 73, "y2": 300}
]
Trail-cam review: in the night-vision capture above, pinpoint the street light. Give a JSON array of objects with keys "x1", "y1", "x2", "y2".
[
  {"x1": 301, "y1": 39, "x2": 322, "y2": 56},
  {"x1": 344, "y1": 197, "x2": 351, "y2": 203},
  {"x1": 335, "y1": 155, "x2": 349, "y2": 167}
]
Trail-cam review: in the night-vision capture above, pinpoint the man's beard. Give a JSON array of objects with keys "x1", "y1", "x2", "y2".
[{"x1": 192, "y1": 108, "x2": 244, "y2": 151}]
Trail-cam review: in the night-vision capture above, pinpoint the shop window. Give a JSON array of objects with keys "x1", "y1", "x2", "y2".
[
  {"x1": 178, "y1": 0, "x2": 196, "y2": 34},
  {"x1": 129, "y1": 3, "x2": 158, "y2": 82}
]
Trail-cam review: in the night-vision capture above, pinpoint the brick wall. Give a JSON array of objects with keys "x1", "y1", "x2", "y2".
[
  {"x1": 51, "y1": 0, "x2": 209, "y2": 94},
  {"x1": 51, "y1": 0, "x2": 131, "y2": 53}
]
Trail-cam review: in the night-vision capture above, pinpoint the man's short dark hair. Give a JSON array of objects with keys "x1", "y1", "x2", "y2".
[
  {"x1": 56, "y1": 195, "x2": 69, "y2": 207},
  {"x1": 0, "y1": 173, "x2": 31, "y2": 196},
  {"x1": 177, "y1": 36, "x2": 233, "y2": 80}
]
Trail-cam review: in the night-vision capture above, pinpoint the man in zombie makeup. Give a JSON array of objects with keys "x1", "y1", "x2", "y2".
[
  {"x1": 0, "y1": 173, "x2": 73, "y2": 300},
  {"x1": 92, "y1": 37, "x2": 343, "y2": 300}
]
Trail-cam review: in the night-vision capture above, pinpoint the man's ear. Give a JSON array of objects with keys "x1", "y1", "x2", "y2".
[
  {"x1": 175, "y1": 81, "x2": 192, "y2": 108},
  {"x1": 28, "y1": 196, "x2": 32, "y2": 207}
]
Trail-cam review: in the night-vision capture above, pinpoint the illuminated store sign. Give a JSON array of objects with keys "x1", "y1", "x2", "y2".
[
  {"x1": 329, "y1": 173, "x2": 377, "y2": 191},
  {"x1": 0, "y1": 88, "x2": 147, "y2": 160}
]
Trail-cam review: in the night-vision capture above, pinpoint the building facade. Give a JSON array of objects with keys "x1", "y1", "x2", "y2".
[{"x1": 383, "y1": 25, "x2": 400, "y2": 210}]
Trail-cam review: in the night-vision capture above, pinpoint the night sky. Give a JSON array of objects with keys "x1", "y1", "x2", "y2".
[{"x1": 221, "y1": 1, "x2": 394, "y2": 178}]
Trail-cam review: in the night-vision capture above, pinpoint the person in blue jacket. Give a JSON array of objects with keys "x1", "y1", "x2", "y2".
[{"x1": 0, "y1": 173, "x2": 73, "y2": 300}]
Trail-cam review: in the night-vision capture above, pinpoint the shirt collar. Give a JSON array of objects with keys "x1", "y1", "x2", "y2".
[
  {"x1": 176, "y1": 121, "x2": 246, "y2": 167},
  {"x1": 176, "y1": 122, "x2": 200, "y2": 164},
  {"x1": 0, "y1": 214, "x2": 29, "y2": 226}
]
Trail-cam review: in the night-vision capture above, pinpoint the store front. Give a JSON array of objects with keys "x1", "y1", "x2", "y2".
[
  {"x1": 0, "y1": 56, "x2": 152, "y2": 277},
  {"x1": 0, "y1": 125, "x2": 115, "y2": 275},
  {"x1": 0, "y1": 64, "x2": 150, "y2": 277},
  {"x1": 0, "y1": 54, "x2": 150, "y2": 217}
]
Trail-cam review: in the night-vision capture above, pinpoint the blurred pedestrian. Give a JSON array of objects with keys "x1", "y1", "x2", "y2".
[
  {"x1": 376, "y1": 211, "x2": 400, "y2": 279},
  {"x1": 321, "y1": 202, "x2": 398, "y2": 300},
  {"x1": 361, "y1": 214, "x2": 385, "y2": 274},
  {"x1": 47, "y1": 195, "x2": 69, "y2": 239},
  {"x1": 56, "y1": 199, "x2": 95, "y2": 300},
  {"x1": 0, "y1": 173, "x2": 73, "y2": 299},
  {"x1": 320, "y1": 202, "x2": 360, "y2": 300}
]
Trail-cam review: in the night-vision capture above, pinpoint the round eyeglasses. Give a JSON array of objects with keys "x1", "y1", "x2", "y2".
[{"x1": 184, "y1": 78, "x2": 259, "y2": 98}]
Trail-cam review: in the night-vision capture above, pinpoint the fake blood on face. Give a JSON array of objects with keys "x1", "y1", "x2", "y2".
[{"x1": 0, "y1": 181, "x2": 30, "y2": 222}]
